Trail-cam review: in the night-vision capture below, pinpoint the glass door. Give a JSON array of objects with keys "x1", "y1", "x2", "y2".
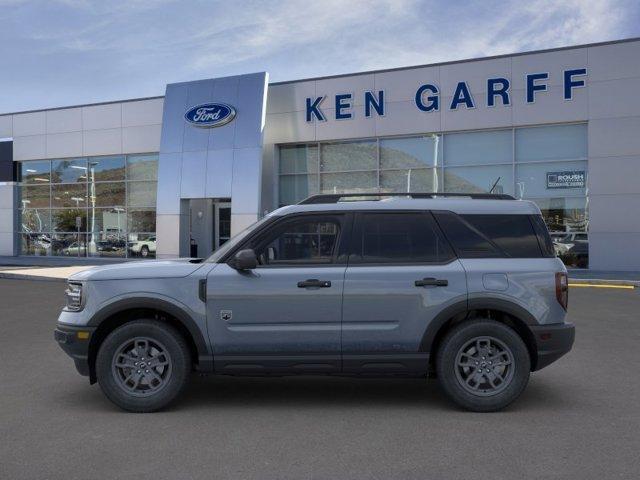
[{"x1": 214, "y1": 202, "x2": 231, "y2": 249}]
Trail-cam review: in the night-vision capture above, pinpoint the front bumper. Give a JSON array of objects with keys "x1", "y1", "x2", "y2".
[
  {"x1": 530, "y1": 322, "x2": 575, "y2": 371},
  {"x1": 54, "y1": 324, "x2": 96, "y2": 377}
]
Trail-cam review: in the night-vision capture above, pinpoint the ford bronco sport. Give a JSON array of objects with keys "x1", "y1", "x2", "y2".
[{"x1": 55, "y1": 193, "x2": 575, "y2": 412}]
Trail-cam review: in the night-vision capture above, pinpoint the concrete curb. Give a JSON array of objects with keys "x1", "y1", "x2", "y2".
[
  {"x1": 0, "y1": 272, "x2": 67, "y2": 282},
  {"x1": 569, "y1": 278, "x2": 639, "y2": 287}
]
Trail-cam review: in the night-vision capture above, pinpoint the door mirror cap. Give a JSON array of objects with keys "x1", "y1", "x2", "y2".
[{"x1": 232, "y1": 249, "x2": 257, "y2": 271}]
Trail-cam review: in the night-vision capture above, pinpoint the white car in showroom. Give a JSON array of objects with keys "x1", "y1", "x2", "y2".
[{"x1": 128, "y1": 236, "x2": 156, "y2": 258}]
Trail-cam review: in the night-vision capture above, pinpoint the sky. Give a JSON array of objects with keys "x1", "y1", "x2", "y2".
[{"x1": 0, "y1": 0, "x2": 639, "y2": 113}]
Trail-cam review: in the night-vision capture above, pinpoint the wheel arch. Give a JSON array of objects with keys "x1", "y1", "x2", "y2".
[
  {"x1": 86, "y1": 297, "x2": 212, "y2": 384},
  {"x1": 421, "y1": 298, "x2": 539, "y2": 372}
]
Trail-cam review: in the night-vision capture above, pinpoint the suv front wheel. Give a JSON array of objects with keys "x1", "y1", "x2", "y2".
[
  {"x1": 436, "y1": 319, "x2": 530, "y2": 412},
  {"x1": 96, "y1": 320, "x2": 191, "y2": 412}
]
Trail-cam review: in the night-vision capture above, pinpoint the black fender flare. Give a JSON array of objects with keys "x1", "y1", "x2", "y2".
[
  {"x1": 87, "y1": 296, "x2": 211, "y2": 364},
  {"x1": 419, "y1": 297, "x2": 539, "y2": 354}
]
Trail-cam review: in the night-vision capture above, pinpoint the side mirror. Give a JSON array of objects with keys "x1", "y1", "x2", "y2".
[{"x1": 232, "y1": 249, "x2": 257, "y2": 271}]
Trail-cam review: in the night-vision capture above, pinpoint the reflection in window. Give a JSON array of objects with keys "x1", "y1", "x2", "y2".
[
  {"x1": 51, "y1": 158, "x2": 88, "y2": 183},
  {"x1": 321, "y1": 141, "x2": 377, "y2": 172},
  {"x1": 127, "y1": 154, "x2": 158, "y2": 180},
  {"x1": 380, "y1": 135, "x2": 441, "y2": 169},
  {"x1": 444, "y1": 165, "x2": 513, "y2": 195},
  {"x1": 257, "y1": 221, "x2": 339, "y2": 265},
  {"x1": 20, "y1": 160, "x2": 50, "y2": 184},
  {"x1": 17, "y1": 154, "x2": 158, "y2": 258},
  {"x1": 92, "y1": 156, "x2": 125, "y2": 181}
]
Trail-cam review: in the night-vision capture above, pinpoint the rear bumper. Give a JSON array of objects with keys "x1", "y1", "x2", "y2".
[
  {"x1": 54, "y1": 324, "x2": 96, "y2": 377},
  {"x1": 530, "y1": 322, "x2": 575, "y2": 371}
]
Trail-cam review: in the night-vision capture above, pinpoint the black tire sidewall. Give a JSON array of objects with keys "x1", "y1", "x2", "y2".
[
  {"x1": 96, "y1": 320, "x2": 191, "y2": 412},
  {"x1": 436, "y1": 319, "x2": 531, "y2": 412}
]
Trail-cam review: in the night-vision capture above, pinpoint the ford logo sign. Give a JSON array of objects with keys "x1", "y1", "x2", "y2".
[{"x1": 184, "y1": 102, "x2": 236, "y2": 128}]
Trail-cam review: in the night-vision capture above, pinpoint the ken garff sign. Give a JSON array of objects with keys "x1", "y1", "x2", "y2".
[
  {"x1": 184, "y1": 102, "x2": 236, "y2": 127},
  {"x1": 305, "y1": 68, "x2": 587, "y2": 122},
  {"x1": 546, "y1": 170, "x2": 586, "y2": 189}
]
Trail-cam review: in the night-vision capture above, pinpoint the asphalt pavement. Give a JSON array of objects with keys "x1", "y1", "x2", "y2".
[{"x1": 0, "y1": 278, "x2": 639, "y2": 480}]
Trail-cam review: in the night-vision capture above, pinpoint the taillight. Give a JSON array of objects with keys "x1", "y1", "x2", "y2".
[{"x1": 555, "y1": 272, "x2": 568, "y2": 310}]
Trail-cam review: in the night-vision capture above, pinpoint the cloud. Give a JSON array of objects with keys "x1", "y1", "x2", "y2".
[{"x1": 0, "y1": 0, "x2": 637, "y2": 112}]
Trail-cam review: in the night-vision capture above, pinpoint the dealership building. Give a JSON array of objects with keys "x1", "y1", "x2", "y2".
[{"x1": 0, "y1": 37, "x2": 639, "y2": 269}]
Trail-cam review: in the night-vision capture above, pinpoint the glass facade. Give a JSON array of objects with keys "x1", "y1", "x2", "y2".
[
  {"x1": 278, "y1": 124, "x2": 588, "y2": 267},
  {"x1": 17, "y1": 154, "x2": 158, "y2": 258}
]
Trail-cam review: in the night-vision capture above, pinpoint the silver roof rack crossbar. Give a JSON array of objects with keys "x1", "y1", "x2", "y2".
[{"x1": 298, "y1": 192, "x2": 515, "y2": 204}]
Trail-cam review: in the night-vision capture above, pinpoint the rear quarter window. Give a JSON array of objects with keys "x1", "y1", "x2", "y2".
[{"x1": 434, "y1": 212, "x2": 547, "y2": 258}]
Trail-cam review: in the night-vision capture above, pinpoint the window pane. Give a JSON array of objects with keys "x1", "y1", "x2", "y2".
[
  {"x1": 444, "y1": 130, "x2": 512, "y2": 166},
  {"x1": 533, "y1": 197, "x2": 589, "y2": 233},
  {"x1": 20, "y1": 185, "x2": 50, "y2": 208},
  {"x1": 380, "y1": 169, "x2": 439, "y2": 193},
  {"x1": 380, "y1": 135, "x2": 441, "y2": 169},
  {"x1": 127, "y1": 233, "x2": 157, "y2": 258},
  {"x1": 320, "y1": 171, "x2": 377, "y2": 194},
  {"x1": 127, "y1": 181, "x2": 157, "y2": 207},
  {"x1": 20, "y1": 209, "x2": 51, "y2": 233},
  {"x1": 353, "y1": 213, "x2": 454, "y2": 263},
  {"x1": 279, "y1": 174, "x2": 318, "y2": 206},
  {"x1": 52, "y1": 209, "x2": 87, "y2": 232},
  {"x1": 516, "y1": 161, "x2": 587, "y2": 198},
  {"x1": 433, "y1": 211, "x2": 502, "y2": 258},
  {"x1": 51, "y1": 158, "x2": 87, "y2": 183},
  {"x1": 257, "y1": 221, "x2": 339, "y2": 265},
  {"x1": 128, "y1": 209, "x2": 156, "y2": 232},
  {"x1": 280, "y1": 144, "x2": 318, "y2": 174},
  {"x1": 52, "y1": 183, "x2": 87, "y2": 207},
  {"x1": 321, "y1": 141, "x2": 377, "y2": 172},
  {"x1": 88, "y1": 208, "x2": 127, "y2": 235},
  {"x1": 87, "y1": 231, "x2": 126, "y2": 258},
  {"x1": 91, "y1": 156, "x2": 125, "y2": 181},
  {"x1": 127, "y1": 154, "x2": 158, "y2": 181},
  {"x1": 20, "y1": 233, "x2": 52, "y2": 256},
  {"x1": 20, "y1": 160, "x2": 50, "y2": 184},
  {"x1": 93, "y1": 182, "x2": 125, "y2": 207},
  {"x1": 461, "y1": 215, "x2": 542, "y2": 258},
  {"x1": 516, "y1": 124, "x2": 587, "y2": 162},
  {"x1": 51, "y1": 233, "x2": 87, "y2": 257},
  {"x1": 444, "y1": 165, "x2": 513, "y2": 195}
]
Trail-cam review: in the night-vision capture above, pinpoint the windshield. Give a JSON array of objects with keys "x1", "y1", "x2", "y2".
[{"x1": 205, "y1": 215, "x2": 273, "y2": 263}]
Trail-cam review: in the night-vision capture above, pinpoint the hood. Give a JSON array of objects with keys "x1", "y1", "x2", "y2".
[{"x1": 69, "y1": 259, "x2": 205, "y2": 281}]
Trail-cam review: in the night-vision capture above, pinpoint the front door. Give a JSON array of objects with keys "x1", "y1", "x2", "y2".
[
  {"x1": 206, "y1": 213, "x2": 351, "y2": 374},
  {"x1": 341, "y1": 211, "x2": 467, "y2": 374}
]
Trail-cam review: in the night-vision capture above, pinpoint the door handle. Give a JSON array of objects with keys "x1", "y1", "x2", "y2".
[
  {"x1": 415, "y1": 277, "x2": 448, "y2": 287},
  {"x1": 297, "y1": 279, "x2": 332, "y2": 288}
]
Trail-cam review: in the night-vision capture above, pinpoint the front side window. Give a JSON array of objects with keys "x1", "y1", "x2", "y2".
[
  {"x1": 254, "y1": 218, "x2": 341, "y2": 266},
  {"x1": 351, "y1": 212, "x2": 454, "y2": 264}
]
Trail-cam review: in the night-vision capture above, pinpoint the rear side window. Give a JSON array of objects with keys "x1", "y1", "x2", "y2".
[
  {"x1": 434, "y1": 212, "x2": 545, "y2": 258},
  {"x1": 529, "y1": 214, "x2": 555, "y2": 257},
  {"x1": 350, "y1": 212, "x2": 455, "y2": 264},
  {"x1": 461, "y1": 215, "x2": 542, "y2": 258},
  {"x1": 432, "y1": 212, "x2": 502, "y2": 258}
]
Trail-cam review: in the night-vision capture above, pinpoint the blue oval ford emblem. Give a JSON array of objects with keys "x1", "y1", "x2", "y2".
[{"x1": 184, "y1": 102, "x2": 236, "y2": 128}]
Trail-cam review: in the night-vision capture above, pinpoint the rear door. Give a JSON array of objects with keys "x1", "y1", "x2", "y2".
[{"x1": 341, "y1": 211, "x2": 467, "y2": 374}]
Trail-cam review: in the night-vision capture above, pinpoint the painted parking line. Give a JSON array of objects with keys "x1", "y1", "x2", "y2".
[{"x1": 569, "y1": 283, "x2": 635, "y2": 289}]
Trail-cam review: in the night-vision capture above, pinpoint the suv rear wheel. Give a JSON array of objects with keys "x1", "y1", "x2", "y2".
[
  {"x1": 96, "y1": 320, "x2": 191, "y2": 412},
  {"x1": 436, "y1": 319, "x2": 530, "y2": 412}
]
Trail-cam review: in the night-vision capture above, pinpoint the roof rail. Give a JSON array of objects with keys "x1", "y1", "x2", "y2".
[{"x1": 298, "y1": 192, "x2": 515, "y2": 204}]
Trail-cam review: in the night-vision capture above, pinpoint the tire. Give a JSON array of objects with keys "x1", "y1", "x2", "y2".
[
  {"x1": 96, "y1": 320, "x2": 191, "y2": 412},
  {"x1": 141, "y1": 246, "x2": 149, "y2": 258},
  {"x1": 436, "y1": 319, "x2": 530, "y2": 412}
]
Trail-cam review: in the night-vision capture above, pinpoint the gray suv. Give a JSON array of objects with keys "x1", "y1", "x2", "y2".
[{"x1": 55, "y1": 193, "x2": 575, "y2": 412}]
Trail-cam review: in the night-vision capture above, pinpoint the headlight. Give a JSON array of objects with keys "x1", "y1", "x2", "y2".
[{"x1": 64, "y1": 282, "x2": 83, "y2": 311}]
